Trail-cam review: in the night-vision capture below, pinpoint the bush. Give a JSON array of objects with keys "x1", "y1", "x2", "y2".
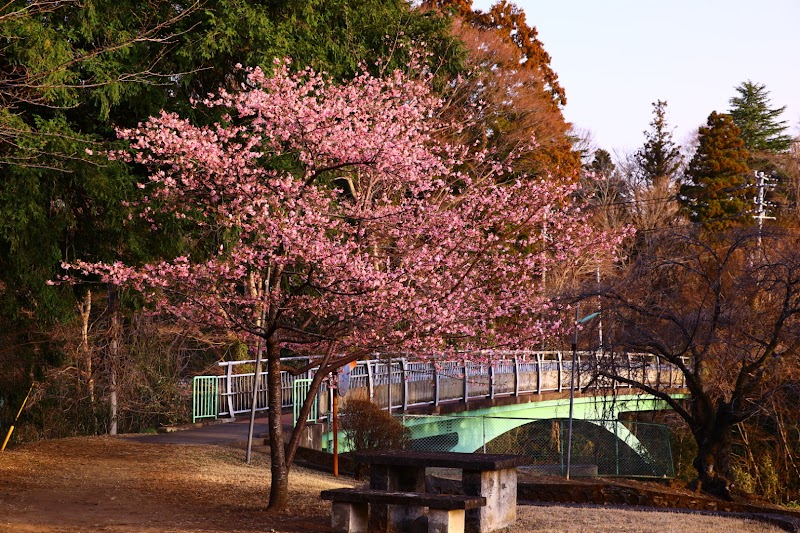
[{"x1": 339, "y1": 398, "x2": 409, "y2": 453}]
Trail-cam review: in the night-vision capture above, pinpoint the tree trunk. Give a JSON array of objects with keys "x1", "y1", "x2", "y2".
[
  {"x1": 77, "y1": 290, "x2": 94, "y2": 405},
  {"x1": 285, "y1": 348, "x2": 335, "y2": 467},
  {"x1": 108, "y1": 285, "x2": 120, "y2": 436},
  {"x1": 266, "y1": 337, "x2": 288, "y2": 511},
  {"x1": 692, "y1": 414, "x2": 734, "y2": 498}
]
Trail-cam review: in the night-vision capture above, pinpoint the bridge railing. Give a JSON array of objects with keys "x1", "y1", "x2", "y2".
[{"x1": 192, "y1": 351, "x2": 688, "y2": 422}]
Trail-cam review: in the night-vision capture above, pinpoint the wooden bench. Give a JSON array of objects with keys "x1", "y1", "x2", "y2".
[{"x1": 321, "y1": 487, "x2": 486, "y2": 533}]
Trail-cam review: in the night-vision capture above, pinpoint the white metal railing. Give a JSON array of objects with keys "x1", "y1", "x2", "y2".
[{"x1": 196, "y1": 352, "x2": 688, "y2": 421}]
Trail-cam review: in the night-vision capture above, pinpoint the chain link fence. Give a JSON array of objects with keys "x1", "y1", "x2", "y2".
[{"x1": 398, "y1": 414, "x2": 674, "y2": 479}]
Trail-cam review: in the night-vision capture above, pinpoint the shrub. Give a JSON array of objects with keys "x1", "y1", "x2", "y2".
[{"x1": 339, "y1": 398, "x2": 409, "y2": 453}]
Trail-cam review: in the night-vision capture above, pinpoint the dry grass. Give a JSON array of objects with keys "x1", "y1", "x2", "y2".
[
  {"x1": 0, "y1": 435, "x2": 786, "y2": 532},
  {"x1": 512, "y1": 505, "x2": 783, "y2": 533},
  {"x1": 0, "y1": 436, "x2": 353, "y2": 532}
]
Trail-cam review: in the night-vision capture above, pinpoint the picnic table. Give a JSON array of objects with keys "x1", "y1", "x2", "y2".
[{"x1": 323, "y1": 450, "x2": 526, "y2": 533}]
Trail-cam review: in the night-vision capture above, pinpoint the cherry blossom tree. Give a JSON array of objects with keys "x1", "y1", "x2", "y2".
[{"x1": 67, "y1": 61, "x2": 623, "y2": 510}]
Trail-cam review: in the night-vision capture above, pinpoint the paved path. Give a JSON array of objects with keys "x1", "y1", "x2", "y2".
[{"x1": 123, "y1": 414, "x2": 292, "y2": 445}]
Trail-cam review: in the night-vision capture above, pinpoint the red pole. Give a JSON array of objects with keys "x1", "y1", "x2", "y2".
[{"x1": 332, "y1": 391, "x2": 339, "y2": 477}]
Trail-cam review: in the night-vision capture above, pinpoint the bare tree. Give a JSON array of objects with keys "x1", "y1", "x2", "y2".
[
  {"x1": 616, "y1": 149, "x2": 683, "y2": 235},
  {"x1": 593, "y1": 226, "x2": 800, "y2": 497}
]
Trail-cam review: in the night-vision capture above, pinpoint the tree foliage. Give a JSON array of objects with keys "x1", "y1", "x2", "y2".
[
  {"x1": 427, "y1": 0, "x2": 565, "y2": 106},
  {"x1": 616, "y1": 101, "x2": 685, "y2": 236},
  {"x1": 680, "y1": 112, "x2": 750, "y2": 232},
  {"x1": 633, "y1": 100, "x2": 683, "y2": 186},
  {"x1": 0, "y1": 0, "x2": 467, "y2": 435},
  {"x1": 0, "y1": 0, "x2": 196, "y2": 313},
  {"x1": 729, "y1": 80, "x2": 793, "y2": 154},
  {"x1": 580, "y1": 149, "x2": 631, "y2": 236},
  {"x1": 0, "y1": 0, "x2": 466, "y2": 323},
  {"x1": 0, "y1": 2, "x2": 197, "y2": 423},
  {"x1": 425, "y1": 0, "x2": 580, "y2": 177}
]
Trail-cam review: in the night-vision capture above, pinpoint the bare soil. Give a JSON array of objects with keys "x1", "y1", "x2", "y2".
[
  {"x1": 0, "y1": 436, "x2": 352, "y2": 532},
  {"x1": 0, "y1": 436, "x2": 789, "y2": 532}
]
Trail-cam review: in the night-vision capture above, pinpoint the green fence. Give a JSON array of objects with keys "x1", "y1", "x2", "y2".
[
  {"x1": 192, "y1": 376, "x2": 219, "y2": 423},
  {"x1": 330, "y1": 413, "x2": 675, "y2": 479},
  {"x1": 397, "y1": 415, "x2": 674, "y2": 478}
]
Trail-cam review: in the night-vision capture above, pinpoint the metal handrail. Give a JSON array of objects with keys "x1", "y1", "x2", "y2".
[{"x1": 194, "y1": 351, "x2": 688, "y2": 421}]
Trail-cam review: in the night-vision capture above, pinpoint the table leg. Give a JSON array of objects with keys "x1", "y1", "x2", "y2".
[
  {"x1": 428, "y1": 509, "x2": 466, "y2": 533},
  {"x1": 368, "y1": 464, "x2": 427, "y2": 531},
  {"x1": 369, "y1": 464, "x2": 426, "y2": 491},
  {"x1": 462, "y1": 468, "x2": 517, "y2": 533},
  {"x1": 331, "y1": 501, "x2": 368, "y2": 533}
]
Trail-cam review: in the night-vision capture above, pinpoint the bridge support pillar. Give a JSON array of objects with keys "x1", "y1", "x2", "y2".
[
  {"x1": 434, "y1": 364, "x2": 440, "y2": 406},
  {"x1": 462, "y1": 361, "x2": 468, "y2": 402}
]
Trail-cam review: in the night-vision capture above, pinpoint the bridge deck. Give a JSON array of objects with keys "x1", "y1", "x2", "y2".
[{"x1": 192, "y1": 351, "x2": 687, "y2": 423}]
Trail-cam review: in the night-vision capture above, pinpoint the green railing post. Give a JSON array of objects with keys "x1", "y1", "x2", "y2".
[
  {"x1": 615, "y1": 420, "x2": 620, "y2": 476},
  {"x1": 482, "y1": 416, "x2": 487, "y2": 453},
  {"x1": 293, "y1": 378, "x2": 317, "y2": 426},
  {"x1": 192, "y1": 376, "x2": 219, "y2": 423}
]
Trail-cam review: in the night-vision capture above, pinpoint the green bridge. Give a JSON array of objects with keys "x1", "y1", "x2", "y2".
[
  {"x1": 326, "y1": 390, "x2": 687, "y2": 478},
  {"x1": 193, "y1": 352, "x2": 688, "y2": 477},
  {"x1": 395, "y1": 393, "x2": 684, "y2": 453}
]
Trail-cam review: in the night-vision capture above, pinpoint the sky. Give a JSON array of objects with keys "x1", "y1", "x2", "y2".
[{"x1": 472, "y1": 0, "x2": 800, "y2": 156}]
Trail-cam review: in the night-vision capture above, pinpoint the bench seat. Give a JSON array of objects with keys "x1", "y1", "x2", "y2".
[
  {"x1": 321, "y1": 488, "x2": 486, "y2": 509},
  {"x1": 321, "y1": 488, "x2": 486, "y2": 533}
]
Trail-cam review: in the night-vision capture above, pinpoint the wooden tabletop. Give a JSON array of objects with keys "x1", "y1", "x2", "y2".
[{"x1": 347, "y1": 450, "x2": 527, "y2": 470}]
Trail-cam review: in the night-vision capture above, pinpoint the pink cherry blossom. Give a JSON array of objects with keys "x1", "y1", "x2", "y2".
[
  {"x1": 79, "y1": 58, "x2": 627, "y2": 357},
  {"x1": 65, "y1": 63, "x2": 629, "y2": 495}
]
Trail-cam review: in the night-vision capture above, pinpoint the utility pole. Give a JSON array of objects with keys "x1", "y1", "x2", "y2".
[
  {"x1": 595, "y1": 266, "x2": 603, "y2": 350},
  {"x1": 752, "y1": 170, "x2": 776, "y2": 248},
  {"x1": 566, "y1": 309, "x2": 600, "y2": 480}
]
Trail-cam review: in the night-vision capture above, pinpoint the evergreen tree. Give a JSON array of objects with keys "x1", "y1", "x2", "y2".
[
  {"x1": 680, "y1": 112, "x2": 750, "y2": 232},
  {"x1": 729, "y1": 80, "x2": 793, "y2": 153},
  {"x1": 633, "y1": 100, "x2": 683, "y2": 186},
  {"x1": 170, "y1": 0, "x2": 464, "y2": 104},
  {"x1": 582, "y1": 148, "x2": 631, "y2": 232},
  {"x1": 590, "y1": 148, "x2": 616, "y2": 177}
]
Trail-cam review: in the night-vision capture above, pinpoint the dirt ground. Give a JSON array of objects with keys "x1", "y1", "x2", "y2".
[
  {"x1": 0, "y1": 436, "x2": 352, "y2": 532},
  {"x1": 0, "y1": 436, "x2": 787, "y2": 533}
]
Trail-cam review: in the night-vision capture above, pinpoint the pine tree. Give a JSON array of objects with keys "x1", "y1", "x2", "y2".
[
  {"x1": 633, "y1": 100, "x2": 683, "y2": 186},
  {"x1": 680, "y1": 112, "x2": 750, "y2": 232},
  {"x1": 729, "y1": 81, "x2": 793, "y2": 153},
  {"x1": 589, "y1": 148, "x2": 616, "y2": 177}
]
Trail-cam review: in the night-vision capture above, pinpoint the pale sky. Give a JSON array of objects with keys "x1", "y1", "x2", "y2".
[{"x1": 472, "y1": 0, "x2": 800, "y2": 156}]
